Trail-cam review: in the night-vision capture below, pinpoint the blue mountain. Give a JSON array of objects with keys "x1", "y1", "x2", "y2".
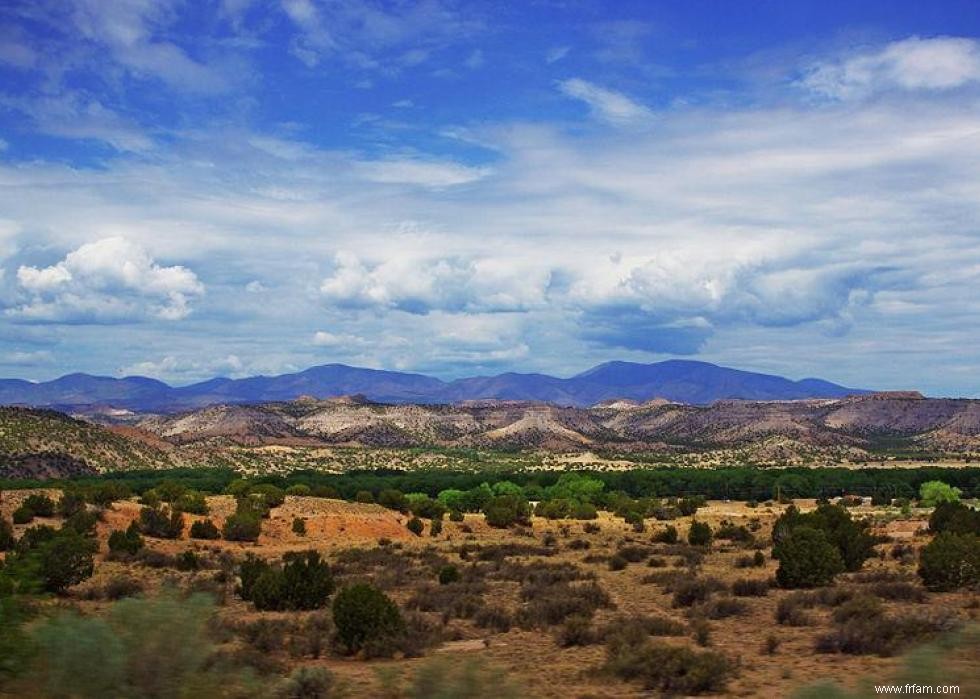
[{"x1": 0, "y1": 360, "x2": 868, "y2": 411}]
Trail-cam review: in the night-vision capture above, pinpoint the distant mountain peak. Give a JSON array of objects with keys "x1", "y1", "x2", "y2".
[{"x1": 0, "y1": 359, "x2": 874, "y2": 412}]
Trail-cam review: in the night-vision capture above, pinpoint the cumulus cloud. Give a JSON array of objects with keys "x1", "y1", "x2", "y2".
[
  {"x1": 10, "y1": 237, "x2": 204, "y2": 323},
  {"x1": 320, "y1": 252, "x2": 549, "y2": 314},
  {"x1": 120, "y1": 353, "x2": 247, "y2": 379},
  {"x1": 802, "y1": 36, "x2": 980, "y2": 99},
  {"x1": 558, "y1": 78, "x2": 652, "y2": 124}
]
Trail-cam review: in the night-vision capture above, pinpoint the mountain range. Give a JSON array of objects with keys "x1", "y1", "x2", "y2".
[{"x1": 0, "y1": 360, "x2": 870, "y2": 412}]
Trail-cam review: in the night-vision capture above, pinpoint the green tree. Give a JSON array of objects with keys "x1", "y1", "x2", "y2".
[
  {"x1": 332, "y1": 584, "x2": 405, "y2": 655},
  {"x1": 223, "y1": 510, "x2": 261, "y2": 542},
  {"x1": 406, "y1": 517, "x2": 424, "y2": 536},
  {"x1": 0, "y1": 518, "x2": 14, "y2": 552},
  {"x1": 483, "y1": 494, "x2": 531, "y2": 528},
  {"x1": 189, "y1": 518, "x2": 221, "y2": 540},
  {"x1": 774, "y1": 526, "x2": 844, "y2": 588},
  {"x1": 688, "y1": 521, "x2": 712, "y2": 546},
  {"x1": 919, "y1": 481, "x2": 962, "y2": 507},
  {"x1": 138, "y1": 505, "x2": 184, "y2": 539},
  {"x1": 108, "y1": 522, "x2": 145, "y2": 555},
  {"x1": 918, "y1": 532, "x2": 980, "y2": 591}
]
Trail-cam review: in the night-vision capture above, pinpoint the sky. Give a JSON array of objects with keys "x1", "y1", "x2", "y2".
[{"x1": 0, "y1": 0, "x2": 979, "y2": 396}]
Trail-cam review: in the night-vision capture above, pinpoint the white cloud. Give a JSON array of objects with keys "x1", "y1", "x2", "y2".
[
  {"x1": 546, "y1": 46, "x2": 570, "y2": 64},
  {"x1": 68, "y1": 0, "x2": 231, "y2": 92},
  {"x1": 1, "y1": 350, "x2": 54, "y2": 366},
  {"x1": 464, "y1": 49, "x2": 484, "y2": 69},
  {"x1": 802, "y1": 36, "x2": 980, "y2": 99},
  {"x1": 2, "y1": 92, "x2": 154, "y2": 152},
  {"x1": 558, "y1": 78, "x2": 652, "y2": 124},
  {"x1": 121, "y1": 353, "x2": 247, "y2": 379},
  {"x1": 355, "y1": 158, "x2": 490, "y2": 187},
  {"x1": 319, "y1": 252, "x2": 549, "y2": 314},
  {"x1": 11, "y1": 237, "x2": 204, "y2": 323}
]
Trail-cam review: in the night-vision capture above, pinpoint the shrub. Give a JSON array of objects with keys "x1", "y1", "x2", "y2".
[
  {"x1": 332, "y1": 584, "x2": 405, "y2": 655},
  {"x1": 608, "y1": 554, "x2": 628, "y2": 571},
  {"x1": 775, "y1": 592, "x2": 815, "y2": 626},
  {"x1": 732, "y1": 578, "x2": 769, "y2": 597},
  {"x1": 104, "y1": 575, "x2": 143, "y2": 601},
  {"x1": 406, "y1": 517, "x2": 424, "y2": 536},
  {"x1": 816, "y1": 610, "x2": 959, "y2": 656},
  {"x1": 355, "y1": 490, "x2": 375, "y2": 504},
  {"x1": 483, "y1": 494, "x2": 531, "y2": 528},
  {"x1": 176, "y1": 551, "x2": 201, "y2": 571},
  {"x1": 24, "y1": 494, "x2": 55, "y2": 517},
  {"x1": 64, "y1": 510, "x2": 99, "y2": 536},
  {"x1": 929, "y1": 501, "x2": 980, "y2": 536},
  {"x1": 279, "y1": 666, "x2": 338, "y2": 699},
  {"x1": 238, "y1": 554, "x2": 271, "y2": 601},
  {"x1": 917, "y1": 532, "x2": 980, "y2": 591},
  {"x1": 583, "y1": 522, "x2": 601, "y2": 534},
  {"x1": 870, "y1": 492, "x2": 891, "y2": 507},
  {"x1": 190, "y1": 518, "x2": 221, "y2": 540},
  {"x1": 246, "y1": 551, "x2": 335, "y2": 611},
  {"x1": 108, "y1": 522, "x2": 144, "y2": 556},
  {"x1": 691, "y1": 618, "x2": 711, "y2": 646},
  {"x1": 438, "y1": 565, "x2": 460, "y2": 585},
  {"x1": 12, "y1": 506, "x2": 34, "y2": 524},
  {"x1": 0, "y1": 518, "x2": 14, "y2": 551},
  {"x1": 653, "y1": 525, "x2": 678, "y2": 544},
  {"x1": 430, "y1": 518, "x2": 443, "y2": 537},
  {"x1": 618, "y1": 545, "x2": 651, "y2": 563},
  {"x1": 603, "y1": 637, "x2": 731, "y2": 694},
  {"x1": 678, "y1": 497, "x2": 705, "y2": 516},
  {"x1": 29, "y1": 528, "x2": 97, "y2": 593},
  {"x1": 691, "y1": 597, "x2": 748, "y2": 620},
  {"x1": 223, "y1": 511, "x2": 262, "y2": 542},
  {"x1": 448, "y1": 509, "x2": 464, "y2": 522},
  {"x1": 58, "y1": 491, "x2": 87, "y2": 518},
  {"x1": 174, "y1": 490, "x2": 209, "y2": 515},
  {"x1": 774, "y1": 526, "x2": 844, "y2": 588},
  {"x1": 688, "y1": 521, "x2": 712, "y2": 546},
  {"x1": 518, "y1": 581, "x2": 612, "y2": 628},
  {"x1": 474, "y1": 605, "x2": 512, "y2": 633},
  {"x1": 292, "y1": 517, "x2": 307, "y2": 535},
  {"x1": 284, "y1": 484, "x2": 313, "y2": 497},
  {"x1": 672, "y1": 577, "x2": 726, "y2": 608},
  {"x1": 736, "y1": 550, "x2": 767, "y2": 568},
  {"x1": 88, "y1": 482, "x2": 131, "y2": 508},
  {"x1": 832, "y1": 595, "x2": 882, "y2": 624},
  {"x1": 715, "y1": 523, "x2": 753, "y2": 544},
  {"x1": 555, "y1": 615, "x2": 597, "y2": 647},
  {"x1": 251, "y1": 484, "x2": 286, "y2": 508},
  {"x1": 870, "y1": 580, "x2": 926, "y2": 602},
  {"x1": 138, "y1": 505, "x2": 184, "y2": 539}
]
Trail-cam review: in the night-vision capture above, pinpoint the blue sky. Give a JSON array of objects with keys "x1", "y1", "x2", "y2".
[{"x1": 1, "y1": 1, "x2": 979, "y2": 395}]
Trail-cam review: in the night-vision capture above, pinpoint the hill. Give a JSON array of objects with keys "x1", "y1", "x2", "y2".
[{"x1": 0, "y1": 407, "x2": 174, "y2": 478}]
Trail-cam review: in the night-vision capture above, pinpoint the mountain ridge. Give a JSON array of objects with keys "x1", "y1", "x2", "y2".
[{"x1": 0, "y1": 359, "x2": 871, "y2": 412}]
